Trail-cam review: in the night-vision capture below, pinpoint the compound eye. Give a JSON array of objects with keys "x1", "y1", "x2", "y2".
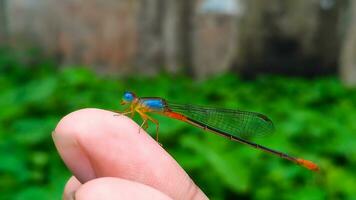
[{"x1": 123, "y1": 92, "x2": 135, "y2": 102}]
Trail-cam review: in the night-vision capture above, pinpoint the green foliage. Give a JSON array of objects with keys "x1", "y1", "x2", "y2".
[{"x1": 0, "y1": 49, "x2": 355, "y2": 199}]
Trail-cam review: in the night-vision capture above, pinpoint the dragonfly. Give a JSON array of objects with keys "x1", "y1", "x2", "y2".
[{"x1": 118, "y1": 91, "x2": 319, "y2": 172}]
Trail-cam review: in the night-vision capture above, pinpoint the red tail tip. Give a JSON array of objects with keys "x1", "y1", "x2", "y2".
[{"x1": 297, "y1": 158, "x2": 319, "y2": 172}]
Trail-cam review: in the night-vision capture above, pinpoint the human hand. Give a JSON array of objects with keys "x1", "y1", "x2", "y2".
[{"x1": 53, "y1": 108, "x2": 208, "y2": 200}]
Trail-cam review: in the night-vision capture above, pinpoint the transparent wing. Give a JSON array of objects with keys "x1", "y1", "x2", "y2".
[{"x1": 167, "y1": 102, "x2": 274, "y2": 138}]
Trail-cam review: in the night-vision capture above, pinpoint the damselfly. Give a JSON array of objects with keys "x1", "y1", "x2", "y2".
[{"x1": 118, "y1": 91, "x2": 319, "y2": 171}]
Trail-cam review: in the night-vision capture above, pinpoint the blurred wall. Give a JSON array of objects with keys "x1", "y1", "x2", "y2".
[
  {"x1": 1, "y1": 0, "x2": 355, "y2": 84},
  {"x1": 340, "y1": 0, "x2": 356, "y2": 87},
  {"x1": 6, "y1": 0, "x2": 139, "y2": 73}
]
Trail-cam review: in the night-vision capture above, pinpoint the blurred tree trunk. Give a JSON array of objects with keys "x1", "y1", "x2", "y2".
[
  {"x1": 340, "y1": 0, "x2": 356, "y2": 87},
  {"x1": 162, "y1": 0, "x2": 180, "y2": 73},
  {"x1": 136, "y1": 0, "x2": 194, "y2": 75},
  {"x1": 179, "y1": 0, "x2": 195, "y2": 75},
  {"x1": 136, "y1": 0, "x2": 164, "y2": 75},
  {"x1": 192, "y1": 0, "x2": 241, "y2": 79},
  {"x1": 162, "y1": 0, "x2": 194, "y2": 74},
  {"x1": 0, "y1": 0, "x2": 7, "y2": 42}
]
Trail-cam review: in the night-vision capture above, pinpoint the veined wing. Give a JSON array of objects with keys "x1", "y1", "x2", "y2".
[{"x1": 167, "y1": 102, "x2": 274, "y2": 138}]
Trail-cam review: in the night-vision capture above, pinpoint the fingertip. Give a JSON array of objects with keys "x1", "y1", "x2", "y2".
[
  {"x1": 75, "y1": 177, "x2": 172, "y2": 200},
  {"x1": 54, "y1": 108, "x2": 137, "y2": 140},
  {"x1": 54, "y1": 108, "x2": 152, "y2": 182},
  {"x1": 53, "y1": 109, "x2": 100, "y2": 182},
  {"x1": 63, "y1": 176, "x2": 82, "y2": 200}
]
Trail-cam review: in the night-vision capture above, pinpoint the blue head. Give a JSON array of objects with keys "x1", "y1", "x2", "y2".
[{"x1": 121, "y1": 91, "x2": 136, "y2": 105}]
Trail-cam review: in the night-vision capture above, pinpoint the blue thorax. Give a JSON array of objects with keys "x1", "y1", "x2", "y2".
[{"x1": 142, "y1": 99, "x2": 165, "y2": 110}]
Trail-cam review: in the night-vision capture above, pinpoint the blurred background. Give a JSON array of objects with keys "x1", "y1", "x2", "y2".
[{"x1": 1, "y1": 0, "x2": 356, "y2": 199}]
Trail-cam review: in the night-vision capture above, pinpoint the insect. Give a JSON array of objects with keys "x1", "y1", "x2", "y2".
[{"x1": 118, "y1": 91, "x2": 319, "y2": 171}]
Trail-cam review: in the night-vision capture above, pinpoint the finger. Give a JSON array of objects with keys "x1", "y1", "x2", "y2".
[
  {"x1": 63, "y1": 176, "x2": 172, "y2": 200},
  {"x1": 53, "y1": 108, "x2": 208, "y2": 200},
  {"x1": 75, "y1": 177, "x2": 172, "y2": 200},
  {"x1": 63, "y1": 176, "x2": 82, "y2": 200}
]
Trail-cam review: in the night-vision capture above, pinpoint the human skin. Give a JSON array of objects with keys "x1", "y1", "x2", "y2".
[{"x1": 53, "y1": 108, "x2": 208, "y2": 200}]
